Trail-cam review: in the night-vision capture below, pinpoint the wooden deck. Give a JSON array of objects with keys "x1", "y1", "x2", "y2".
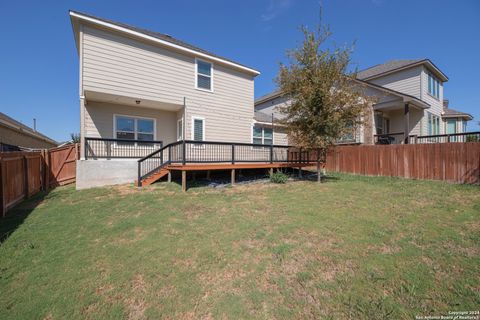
[
  {"x1": 140, "y1": 161, "x2": 317, "y2": 190},
  {"x1": 167, "y1": 162, "x2": 316, "y2": 171}
]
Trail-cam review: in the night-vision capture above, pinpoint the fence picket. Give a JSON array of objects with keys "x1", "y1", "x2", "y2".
[{"x1": 325, "y1": 143, "x2": 479, "y2": 184}]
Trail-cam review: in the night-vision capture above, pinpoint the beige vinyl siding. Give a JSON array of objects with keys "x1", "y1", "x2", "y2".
[
  {"x1": 84, "y1": 101, "x2": 177, "y2": 144},
  {"x1": 274, "y1": 127, "x2": 288, "y2": 145},
  {"x1": 255, "y1": 95, "x2": 289, "y2": 120},
  {"x1": 369, "y1": 66, "x2": 422, "y2": 99},
  {"x1": 81, "y1": 24, "x2": 254, "y2": 143}
]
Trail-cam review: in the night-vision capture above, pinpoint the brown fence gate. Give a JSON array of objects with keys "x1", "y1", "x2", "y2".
[{"x1": 0, "y1": 144, "x2": 79, "y2": 216}]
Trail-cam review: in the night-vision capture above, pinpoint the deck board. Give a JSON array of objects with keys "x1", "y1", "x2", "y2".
[{"x1": 166, "y1": 162, "x2": 316, "y2": 171}]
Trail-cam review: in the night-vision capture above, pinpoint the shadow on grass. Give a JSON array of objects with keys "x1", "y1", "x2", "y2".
[
  {"x1": 0, "y1": 191, "x2": 54, "y2": 244},
  {"x1": 158, "y1": 168, "x2": 342, "y2": 191}
]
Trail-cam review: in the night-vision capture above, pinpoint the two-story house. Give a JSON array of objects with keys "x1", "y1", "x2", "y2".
[
  {"x1": 255, "y1": 59, "x2": 473, "y2": 144},
  {"x1": 70, "y1": 11, "x2": 302, "y2": 189}
]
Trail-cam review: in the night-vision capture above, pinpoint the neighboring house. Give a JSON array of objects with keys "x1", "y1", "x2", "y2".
[
  {"x1": 0, "y1": 112, "x2": 57, "y2": 150},
  {"x1": 441, "y1": 99, "x2": 472, "y2": 138},
  {"x1": 70, "y1": 11, "x2": 281, "y2": 189},
  {"x1": 255, "y1": 59, "x2": 473, "y2": 144}
]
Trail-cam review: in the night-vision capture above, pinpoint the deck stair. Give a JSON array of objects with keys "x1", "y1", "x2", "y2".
[{"x1": 139, "y1": 167, "x2": 170, "y2": 186}]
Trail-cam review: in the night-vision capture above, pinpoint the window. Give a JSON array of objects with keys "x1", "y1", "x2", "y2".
[
  {"x1": 192, "y1": 117, "x2": 204, "y2": 141},
  {"x1": 338, "y1": 121, "x2": 356, "y2": 142},
  {"x1": 462, "y1": 120, "x2": 467, "y2": 133},
  {"x1": 177, "y1": 118, "x2": 183, "y2": 141},
  {"x1": 252, "y1": 126, "x2": 273, "y2": 145},
  {"x1": 196, "y1": 59, "x2": 212, "y2": 91},
  {"x1": 115, "y1": 115, "x2": 154, "y2": 141},
  {"x1": 374, "y1": 112, "x2": 388, "y2": 135},
  {"x1": 428, "y1": 73, "x2": 440, "y2": 99},
  {"x1": 427, "y1": 112, "x2": 440, "y2": 135}
]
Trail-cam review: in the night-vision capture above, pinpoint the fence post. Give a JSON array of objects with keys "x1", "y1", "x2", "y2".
[
  {"x1": 45, "y1": 149, "x2": 50, "y2": 191},
  {"x1": 182, "y1": 140, "x2": 186, "y2": 165},
  {"x1": 231, "y1": 144, "x2": 235, "y2": 164},
  {"x1": 447, "y1": 134, "x2": 451, "y2": 143},
  {"x1": 40, "y1": 150, "x2": 46, "y2": 191},
  {"x1": 137, "y1": 162, "x2": 142, "y2": 187},
  {"x1": 168, "y1": 145, "x2": 171, "y2": 164},
  {"x1": 0, "y1": 158, "x2": 4, "y2": 217},
  {"x1": 23, "y1": 155, "x2": 29, "y2": 198},
  {"x1": 270, "y1": 144, "x2": 273, "y2": 164},
  {"x1": 299, "y1": 148, "x2": 302, "y2": 163}
]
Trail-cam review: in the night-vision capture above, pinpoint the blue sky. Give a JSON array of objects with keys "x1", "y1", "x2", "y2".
[{"x1": 0, "y1": 0, "x2": 479, "y2": 141}]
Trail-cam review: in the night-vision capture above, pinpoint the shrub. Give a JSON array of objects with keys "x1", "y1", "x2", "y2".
[{"x1": 270, "y1": 172, "x2": 288, "y2": 184}]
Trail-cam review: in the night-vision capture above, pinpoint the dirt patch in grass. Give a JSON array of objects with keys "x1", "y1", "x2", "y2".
[
  {"x1": 368, "y1": 244, "x2": 403, "y2": 255},
  {"x1": 124, "y1": 275, "x2": 149, "y2": 320},
  {"x1": 112, "y1": 227, "x2": 148, "y2": 245}
]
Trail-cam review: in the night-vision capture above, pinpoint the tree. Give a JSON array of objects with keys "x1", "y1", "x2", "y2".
[
  {"x1": 276, "y1": 24, "x2": 373, "y2": 181},
  {"x1": 70, "y1": 133, "x2": 80, "y2": 143}
]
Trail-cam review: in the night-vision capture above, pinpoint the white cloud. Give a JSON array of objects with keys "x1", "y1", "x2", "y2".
[{"x1": 261, "y1": 0, "x2": 292, "y2": 22}]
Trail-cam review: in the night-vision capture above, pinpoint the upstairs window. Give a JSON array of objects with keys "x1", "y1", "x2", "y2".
[
  {"x1": 428, "y1": 73, "x2": 440, "y2": 99},
  {"x1": 196, "y1": 59, "x2": 212, "y2": 91}
]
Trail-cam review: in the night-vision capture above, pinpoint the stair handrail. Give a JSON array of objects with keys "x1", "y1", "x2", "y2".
[{"x1": 137, "y1": 141, "x2": 182, "y2": 186}]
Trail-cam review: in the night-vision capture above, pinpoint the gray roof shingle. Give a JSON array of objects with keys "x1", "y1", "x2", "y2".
[
  {"x1": 356, "y1": 59, "x2": 424, "y2": 80},
  {"x1": 442, "y1": 108, "x2": 473, "y2": 119}
]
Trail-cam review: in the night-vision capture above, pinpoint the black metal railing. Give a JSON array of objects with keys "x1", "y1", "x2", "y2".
[
  {"x1": 85, "y1": 137, "x2": 163, "y2": 159},
  {"x1": 137, "y1": 140, "x2": 318, "y2": 186},
  {"x1": 374, "y1": 132, "x2": 407, "y2": 145},
  {"x1": 413, "y1": 132, "x2": 480, "y2": 144}
]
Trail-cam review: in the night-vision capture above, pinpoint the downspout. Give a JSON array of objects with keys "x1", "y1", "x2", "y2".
[{"x1": 183, "y1": 97, "x2": 186, "y2": 141}]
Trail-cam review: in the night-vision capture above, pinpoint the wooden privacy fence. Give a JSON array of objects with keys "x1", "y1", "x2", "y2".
[
  {"x1": 0, "y1": 144, "x2": 79, "y2": 216},
  {"x1": 325, "y1": 142, "x2": 480, "y2": 184}
]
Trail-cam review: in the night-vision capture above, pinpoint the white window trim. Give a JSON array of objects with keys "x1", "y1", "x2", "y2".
[
  {"x1": 427, "y1": 73, "x2": 440, "y2": 100},
  {"x1": 113, "y1": 114, "x2": 157, "y2": 146},
  {"x1": 177, "y1": 118, "x2": 183, "y2": 141},
  {"x1": 251, "y1": 123, "x2": 274, "y2": 146},
  {"x1": 191, "y1": 116, "x2": 205, "y2": 148},
  {"x1": 195, "y1": 58, "x2": 214, "y2": 93}
]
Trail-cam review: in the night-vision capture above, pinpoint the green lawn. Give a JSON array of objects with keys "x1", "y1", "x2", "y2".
[{"x1": 0, "y1": 174, "x2": 478, "y2": 319}]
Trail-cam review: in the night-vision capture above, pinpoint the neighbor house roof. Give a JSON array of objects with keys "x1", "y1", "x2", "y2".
[
  {"x1": 69, "y1": 10, "x2": 260, "y2": 76},
  {"x1": 442, "y1": 108, "x2": 473, "y2": 120},
  {"x1": 0, "y1": 112, "x2": 58, "y2": 146},
  {"x1": 255, "y1": 90, "x2": 283, "y2": 106},
  {"x1": 357, "y1": 59, "x2": 448, "y2": 82},
  {"x1": 255, "y1": 78, "x2": 430, "y2": 110}
]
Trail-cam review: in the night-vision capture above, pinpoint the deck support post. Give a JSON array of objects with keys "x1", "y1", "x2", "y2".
[
  {"x1": 206, "y1": 170, "x2": 211, "y2": 180},
  {"x1": 231, "y1": 169, "x2": 235, "y2": 185},
  {"x1": 269, "y1": 168, "x2": 273, "y2": 176},
  {"x1": 298, "y1": 167, "x2": 303, "y2": 179},
  {"x1": 181, "y1": 171, "x2": 187, "y2": 192},
  {"x1": 167, "y1": 171, "x2": 171, "y2": 183},
  {"x1": 316, "y1": 161, "x2": 321, "y2": 183}
]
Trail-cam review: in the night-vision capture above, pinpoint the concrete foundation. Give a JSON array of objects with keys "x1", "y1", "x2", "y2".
[{"x1": 76, "y1": 159, "x2": 138, "y2": 189}]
